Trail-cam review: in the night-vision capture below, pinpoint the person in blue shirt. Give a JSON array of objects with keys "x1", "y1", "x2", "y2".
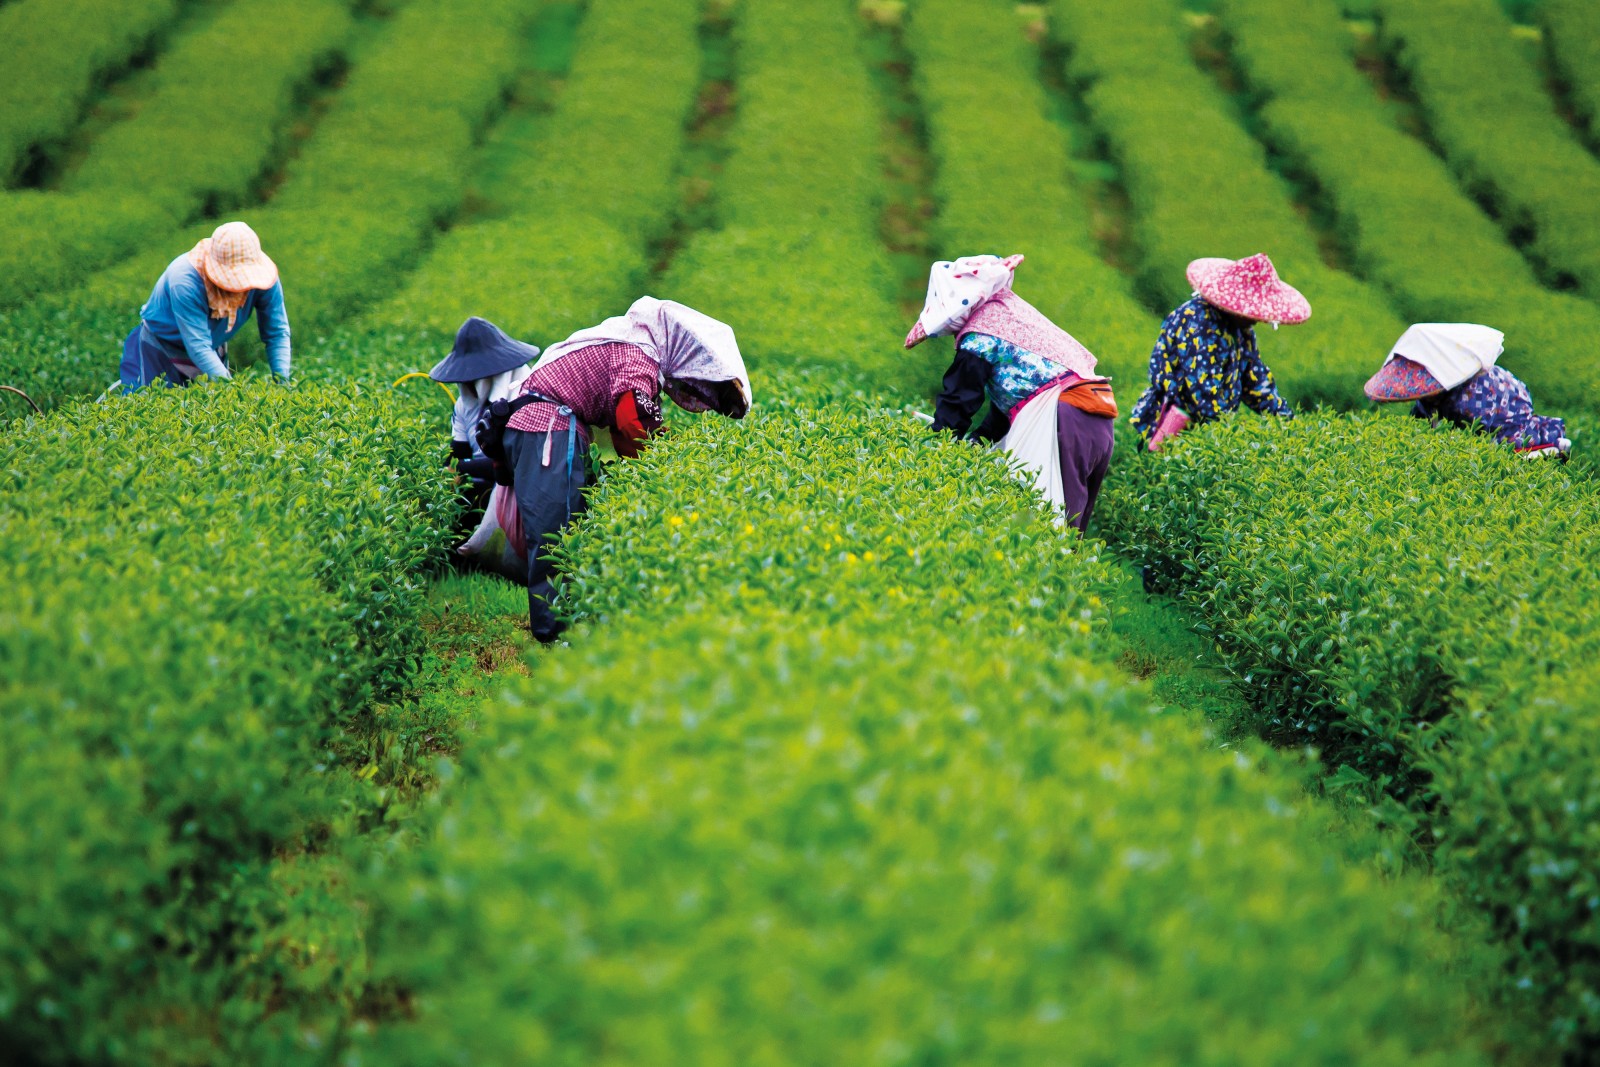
[{"x1": 119, "y1": 221, "x2": 291, "y2": 392}]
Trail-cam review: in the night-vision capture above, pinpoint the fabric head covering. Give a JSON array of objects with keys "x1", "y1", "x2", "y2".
[
  {"x1": 1185, "y1": 253, "x2": 1311, "y2": 326},
  {"x1": 430, "y1": 316, "x2": 543, "y2": 383},
  {"x1": 535, "y1": 296, "x2": 751, "y2": 418},
  {"x1": 905, "y1": 253, "x2": 1024, "y2": 347},
  {"x1": 1364, "y1": 323, "x2": 1503, "y2": 402}
]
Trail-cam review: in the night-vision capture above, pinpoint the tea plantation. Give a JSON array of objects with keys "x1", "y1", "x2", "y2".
[{"x1": 2, "y1": 0, "x2": 1598, "y2": 1062}]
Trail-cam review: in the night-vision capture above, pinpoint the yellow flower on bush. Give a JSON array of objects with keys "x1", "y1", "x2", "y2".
[{"x1": 668, "y1": 516, "x2": 684, "y2": 527}]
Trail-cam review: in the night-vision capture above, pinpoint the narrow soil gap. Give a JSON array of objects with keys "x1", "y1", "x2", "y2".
[
  {"x1": 17, "y1": 0, "x2": 217, "y2": 190},
  {"x1": 1185, "y1": 10, "x2": 1357, "y2": 274},
  {"x1": 859, "y1": 3, "x2": 937, "y2": 321},
  {"x1": 649, "y1": 0, "x2": 738, "y2": 279},
  {"x1": 1030, "y1": 8, "x2": 1143, "y2": 287}
]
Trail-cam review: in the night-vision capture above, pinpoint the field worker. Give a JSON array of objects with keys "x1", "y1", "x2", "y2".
[
  {"x1": 119, "y1": 221, "x2": 289, "y2": 392},
  {"x1": 1129, "y1": 253, "x2": 1308, "y2": 449},
  {"x1": 906, "y1": 253, "x2": 1117, "y2": 534},
  {"x1": 430, "y1": 316, "x2": 541, "y2": 497},
  {"x1": 497, "y1": 296, "x2": 750, "y2": 643},
  {"x1": 1365, "y1": 323, "x2": 1571, "y2": 460}
]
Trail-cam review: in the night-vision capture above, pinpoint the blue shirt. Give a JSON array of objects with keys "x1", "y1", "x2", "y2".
[
  {"x1": 1129, "y1": 297, "x2": 1291, "y2": 439},
  {"x1": 140, "y1": 255, "x2": 291, "y2": 379}
]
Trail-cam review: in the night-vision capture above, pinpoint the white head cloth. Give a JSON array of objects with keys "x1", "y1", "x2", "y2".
[
  {"x1": 914, "y1": 254, "x2": 1024, "y2": 340},
  {"x1": 1386, "y1": 323, "x2": 1504, "y2": 391},
  {"x1": 536, "y1": 296, "x2": 751, "y2": 412}
]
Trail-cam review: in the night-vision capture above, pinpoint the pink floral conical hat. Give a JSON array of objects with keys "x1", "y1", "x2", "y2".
[
  {"x1": 1185, "y1": 253, "x2": 1311, "y2": 325},
  {"x1": 1364, "y1": 355, "x2": 1445, "y2": 402}
]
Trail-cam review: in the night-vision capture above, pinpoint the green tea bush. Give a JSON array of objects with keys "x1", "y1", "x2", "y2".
[
  {"x1": 0, "y1": 0, "x2": 183, "y2": 185},
  {"x1": 0, "y1": 0, "x2": 356, "y2": 308},
  {"x1": 1374, "y1": 0, "x2": 1600, "y2": 301},
  {"x1": 662, "y1": 1, "x2": 916, "y2": 395},
  {"x1": 0, "y1": 0, "x2": 546, "y2": 410},
  {"x1": 357, "y1": 396, "x2": 1506, "y2": 1065},
  {"x1": 904, "y1": 0, "x2": 1155, "y2": 388},
  {"x1": 1098, "y1": 413, "x2": 1600, "y2": 1050},
  {"x1": 1543, "y1": 0, "x2": 1600, "y2": 142},
  {"x1": 373, "y1": 0, "x2": 700, "y2": 347},
  {"x1": 0, "y1": 382, "x2": 458, "y2": 1062},
  {"x1": 1215, "y1": 0, "x2": 1600, "y2": 413},
  {"x1": 1049, "y1": 0, "x2": 1404, "y2": 408}
]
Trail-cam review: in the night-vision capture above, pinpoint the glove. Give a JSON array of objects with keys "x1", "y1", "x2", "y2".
[
  {"x1": 450, "y1": 439, "x2": 473, "y2": 462},
  {"x1": 457, "y1": 456, "x2": 495, "y2": 481}
]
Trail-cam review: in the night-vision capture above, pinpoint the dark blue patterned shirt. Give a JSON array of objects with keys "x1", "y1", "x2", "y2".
[
  {"x1": 1129, "y1": 297, "x2": 1292, "y2": 440},
  {"x1": 1411, "y1": 365, "x2": 1565, "y2": 449}
]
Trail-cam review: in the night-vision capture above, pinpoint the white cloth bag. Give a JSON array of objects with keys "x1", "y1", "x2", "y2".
[{"x1": 996, "y1": 384, "x2": 1066, "y2": 523}]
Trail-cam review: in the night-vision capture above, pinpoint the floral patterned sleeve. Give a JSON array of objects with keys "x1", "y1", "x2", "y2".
[
  {"x1": 1129, "y1": 312, "x2": 1181, "y2": 439},
  {"x1": 1239, "y1": 329, "x2": 1293, "y2": 419}
]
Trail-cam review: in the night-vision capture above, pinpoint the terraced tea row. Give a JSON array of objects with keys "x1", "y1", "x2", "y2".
[
  {"x1": 0, "y1": 384, "x2": 457, "y2": 1062},
  {"x1": 352, "y1": 396, "x2": 1515, "y2": 1065},
  {"x1": 1214, "y1": 0, "x2": 1600, "y2": 413},
  {"x1": 0, "y1": 0, "x2": 187, "y2": 184},
  {"x1": 1374, "y1": 0, "x2": 1600, "y2": 300},
  {"x1": 0, "y1": 0, "x2": 361, "y2": 309},
  {"x1": 1100, "y1": 414, "x2": 1600, "y2": 1052},
  {"x1": 660, "y1": 0, "x2": 916, "y2": 393},
  {"x1": 0, "y1": 0, "x2": 547, "y2": 410}
]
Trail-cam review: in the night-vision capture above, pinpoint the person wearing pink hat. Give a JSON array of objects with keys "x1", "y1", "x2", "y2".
[
  {"x1": 118, "y1": 221, "x2": 291, "y2": 392},
  {"x1": 1365, "y1": 323, "x2": 1570, "y2": 460},
  {"x1": 1129, "y1": 253, "x2": 1309, "y2": 448},
  {"x1": 906, "y1": 254, "x2": 1118, "y2": 534}
]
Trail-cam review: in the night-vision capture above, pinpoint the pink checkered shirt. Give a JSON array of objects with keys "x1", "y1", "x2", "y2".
[{"x1": 506, "y1": 341, "x2": 663, "y2": 433}]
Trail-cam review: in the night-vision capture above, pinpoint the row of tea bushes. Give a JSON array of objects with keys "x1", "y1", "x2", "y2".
[
  {"x1": 1542, "y1": 0, "x2": 1600, "y2": 144},
  {"x1": 369, "y1": 0, "x2": 701, "y2": 355},
  {"x1": 1214, "y1": 0, "x2": 1600, "y2": 413},
  {"x1": 0, "y1": 382, "x2": 458, "y2": 1063},
  {"x1": 1099, "y1": 413, "x2": 1600, "y2": 1052},
  {"x1": 0, "y1": 0, "x2": 358, "y2": 308},
  {"x1": 354, "y1": 394, "x2": 1518, "y2": 1065},
  {"x1": 904, "y1": 0, "x2": 1154, "y2": 388},
  {"x1": 0, "y1": 0, "x2": 184, "y2": 184},
  {"x1": 1374, "y1": 0, "x2": 1600, "y2": 301},
  {"x1": 0, "y1": 0, "x2": 548, "y2": 411},
  {"x1": 1049, "y1": 0, "x2": 1404, "y2": 410},
  {"x1": 661, "y1": 0, "x2": 916, "y2": 395}
]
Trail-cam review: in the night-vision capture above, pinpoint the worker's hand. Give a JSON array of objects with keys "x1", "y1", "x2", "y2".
[{"x1": 457, "y1": 456, "x2": 495, "y2": 482}]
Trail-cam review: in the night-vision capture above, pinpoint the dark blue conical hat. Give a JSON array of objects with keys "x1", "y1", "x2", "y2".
[{"x1": 428, "y1": 317, "x2": 542, "y2": 383}]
